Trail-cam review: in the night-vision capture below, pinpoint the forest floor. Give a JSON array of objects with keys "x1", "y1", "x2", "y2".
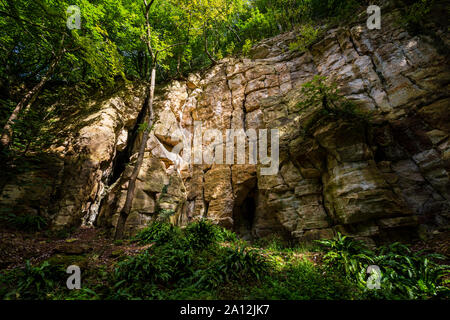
[
  {"x1": 0, "y1": 223, "x2": 449, "y2": 300},
  {"x1": 1, "y1": 226, "x2": 449, "y2": 271},
  {"x1": 0, "y1": 226, "x2": 153, "y2": 271}
]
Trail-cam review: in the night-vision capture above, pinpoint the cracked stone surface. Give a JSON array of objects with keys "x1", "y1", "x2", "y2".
[{"x1": 1, "y1": 8, "x2": 449, "y2": 242}]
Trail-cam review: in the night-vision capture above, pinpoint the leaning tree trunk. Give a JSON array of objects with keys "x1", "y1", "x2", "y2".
[
  {"x1": 0, "y1": 54, "x2": 60, "y2": 148},
  {"x1": 114, "y1": 66, "x2": 156, "y2": 240}
]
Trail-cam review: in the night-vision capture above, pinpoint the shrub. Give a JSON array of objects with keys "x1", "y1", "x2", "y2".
[
  {"x1": 317, "y1": 233, "x2": 450, "y2": 299},
  {"x1": 112, "y1": 242, "x2": 194, "y2": 298},
  {"x1": 237, "y1": 7, "x2": 276, "y2": 42},
  {"x1": 133, "y1": 220, "x2": 181, "y2": 245},
  {"x1": 218, "y1": 246, "x2": 270, "y2": 281},
  {"x1": 2, "y1": 260, "x2": 63, "y2": 300},
  {"x1": 317, "y1": 232, "x2": 375, "y2": 278},
  {"x1": 114, "y1": 220, "x2": 242, "y2": 297},
  {"x1": 184, "y1": 219, "x2": 239, "y2": 249},
  {"x1": 216, "y1": 226, "x2": 239, "y2": 243},
  {"x1": 289, "y1": 24, "x2": 323, "y2": 53},
  {"x1": 0, "y1": 270, "x2": 16, "y2": 299},
  {"x1": 194, "y1": 246, "x2": 271, "y2": 289},
  {"x1": 112, "y1": 250, "x2": 171, "y2": 297},
  {"x1": 242, "y1": 39, "x2": 254, "y2": 56},
  {"x1": 185, "y1": 219, "x2": 220, "y2": 249},
  {"x1": 308, "y1": 0, "x2": 361, "y2": 20},
  {"x1": 372, "y1": 243, "x2": 449, "y2": 299},
  {"x1": 252, "y1": 0, "x2": 361, "y2": 30}
]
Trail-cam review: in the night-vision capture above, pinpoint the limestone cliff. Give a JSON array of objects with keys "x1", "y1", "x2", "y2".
[{"x1": 1, "y1": 7, "x2": 449, "y2": 244}]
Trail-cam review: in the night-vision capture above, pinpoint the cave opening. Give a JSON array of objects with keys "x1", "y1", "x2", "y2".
[{"x1": 233, "y1": 191, "x2": 256, "y2": 240}]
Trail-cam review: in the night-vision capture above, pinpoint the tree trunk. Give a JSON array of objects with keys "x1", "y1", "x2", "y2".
[
  {"x1": 0, "y1": 54, "x2": 60, "y2": 148},
  {"x1": 204, "y1": 25, "x2": 216, "y2": 65},
  {"x1": 114, "y1": 66, "x2": 156, "y2": 240}
]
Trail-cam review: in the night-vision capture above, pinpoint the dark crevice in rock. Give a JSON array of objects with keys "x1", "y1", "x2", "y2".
[
  {"x1": 108, "y1": 94, "x2": 149, "y2": 187},
  {"x1": 202, "y1": 172, "x2": 209, "y2": 218},
  {"x1": 90, "y1": 93, "x2": 149, "y2": 228},
  {"x1": 242, "y1": 83, "x2": 248, "y2": 131},
  {"x1": 203, "y1": 200, "x2": 210, "y2": 219},
  {"x1": 348, "y1": 31, "x2": 390, "y2": 100},
  {"x1": 229, "y1": 165, "x2": 234, "y2": 202},
  {"x1": 319, "y1": 157, "x2": 336, "y2": 225},
  {"x1": 347, "y1": 31, "x2": 363, "y2": 57}
]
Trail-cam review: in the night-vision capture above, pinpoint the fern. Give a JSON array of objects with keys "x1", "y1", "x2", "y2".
[{"x1": 317, "y1": 233, "x2": 450, "y2": 299}]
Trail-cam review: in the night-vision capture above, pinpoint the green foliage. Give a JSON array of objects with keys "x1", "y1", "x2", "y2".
[
  {"x1": 289, "y1": 24, "x2": 323, "y2": 53},
  {"x1": 184, "y1": 219, "x2": 240, "y2": 249},
  {"x1": 185, "y1": 219, "x2": 220, "y2": 249},
  {"x1": 373, "y1": 243, "x2": 450, "y2": 299},
  {"x1": 0, "y1": 0, "x2": 125, "y2": 87},
  {"x1": 215, "y1": 246, "x2": 270, "y2": 282},
  {"x1": 0, "y1": 0, "x2": 364, "y2": 88},
  {"x1": 113, "y1": 222, "x2": 205, "y2": 298},
  {"x1": 398, "y1": 0, "x2": 448, "y2": 55},
  {"x1": 1, "y1": 213, "x2": 48, "y2": 232},
  {"x1": 133, "y1": 220, "x2": 181, "y2": 245},
  {"x1": 133, "y1": 219, "x2": 238, "y2": 250},
  {"x1": 111, "y1": 220, "x2": 270, "y2": 298},
  {"x1": 252, "y1": 0, "x2": 361, "y2": 31},
  {"x1": 317, "y1": 232, "x2": 375, "y2": 276},
  {"x1": 401, "y1": 0, "x2": 435, "y2": 33},
  {"x1": 297, "y1": 75, "x2": 371, "y2": 134},
  {"x1": 310, "y1": 0, "x2": 361, "y2": 21},
  {"x1": 2, "y1": 260, "x2": 63, "y2": 300},
  {"x1": 317, "y1": 233, "x2": 450, "y2": 299},
  {"x1": 112, "y1": 250, "x2": 170, "y2": 297},
  {"x1": 137, "y1": 122, "x2": 149, "y2": 133},
  {"x1": 54, "y1": 287, "x2": 100, "y2": 300},
  {"x1": 253, "y1": 234, "x2": 287, "y2": 251},
  {"x1": 2, "y1": 227, "x2": 447, "y2": 300},
  {"x1": 112, "y1": 243, "x2": 194, "y2": 297},
  {"x1": 236, "y1": 7, "x2": 275, "y2": 43},
  {"x1": 194, "y1": 246, "x2": 271, "y2": 289},
  {"x1": 241, "y1": 39, "x2": 254, "y2": 56},
  {"x1": 247, "y1": 259, "x2": 358, "y2": 299},
  {"x1": 216, "y1": 226, "x2": 239, "y2": 243},
  {"x1": 0, "y1": 0, "x2": 371, "y2": 166}
]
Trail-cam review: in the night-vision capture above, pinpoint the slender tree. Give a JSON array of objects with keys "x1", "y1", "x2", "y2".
[
  {"x1": 0, "y1": 36, "x2": 65, "y2": 148},
  {"x1": 114, "y1": 0, "x2": 159, "y2": 240},
  {"x1": 0, "y1": 0, "x2": 125, "y2": 150}
]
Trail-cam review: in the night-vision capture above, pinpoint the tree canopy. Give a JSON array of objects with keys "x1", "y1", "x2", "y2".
[
  {"x1": 0, "y1": 0, "x2": 365, "y2": 88},
  {"x1": 0, "y1": 0, "x2": 368, "y2": 155}
]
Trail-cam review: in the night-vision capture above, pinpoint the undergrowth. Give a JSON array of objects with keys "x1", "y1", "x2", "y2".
[
  {"x1": 1, "y1": 221, "x2": 448, "y2": 300},
  {"x1": 0, "y1": 212, "x2": 48, "y2": 232},
  {"x1": 317, "y1": 233, "x2": 450, "y2": 299}
]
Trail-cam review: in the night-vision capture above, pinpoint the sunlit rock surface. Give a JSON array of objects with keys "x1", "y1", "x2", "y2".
[{"x1": 1, "y1": 9, "x2": 448, "y2": 242}]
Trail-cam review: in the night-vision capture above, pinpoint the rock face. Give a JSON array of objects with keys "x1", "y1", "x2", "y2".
[
  {"x1": 0, "y1": 83, "x2": 148, "y2": 231},
  {"x1": 1, "y1": 7, "x2": 449, "y2": 243}
]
